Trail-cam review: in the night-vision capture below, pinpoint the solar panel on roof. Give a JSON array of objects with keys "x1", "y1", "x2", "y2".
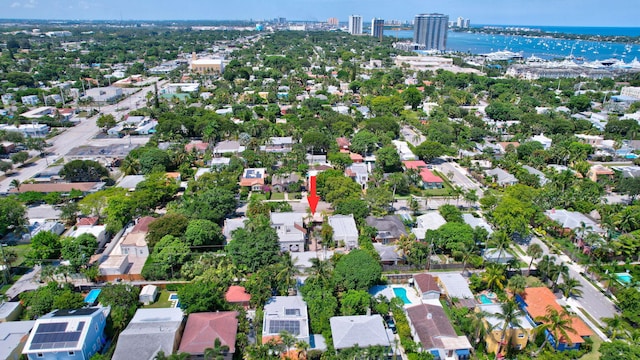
[
  {"x1": 32, "y1": 331, "x2": 81, "y2": 344},
  {"x1": 37, "y1": 323, "x2": 67, "y2": 333},
  {"x1": 268, "y1": 320, "x2": 301, "y2": 335}
]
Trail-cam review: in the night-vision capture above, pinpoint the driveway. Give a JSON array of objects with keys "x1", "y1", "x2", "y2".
[{"x1": 433, "y1": 160, "x2": 483, "y2": 196}]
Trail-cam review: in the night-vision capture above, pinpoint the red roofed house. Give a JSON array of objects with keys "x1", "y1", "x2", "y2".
[
  {"x1": 178, "y1": 311, "x2": 239, "y2": 360},
  {"x1": 76, "y1": 216, "x2": 99, "y2": 227},
  {"x1": 403, "y1": 160, "x2": 428, "y2": 170},
  {"x1": 185, "y1": 141, "x2": 209, "y2": 154},
  {"x1": 413, "y1": 273, "x2": 441, "y2": 300},
  {"x1": 239, "y1": 168, "x2": 266, "y2": 191},
  {"x1": 349, "y1": 152, "x2": 364, "y2": 163},
  {"x1": 337, "y1": 137, "x2": 350, "y2": 151},
  {"x1": 419, "y1": 169, "x2": 443, "y2": 189},
  {"x1": 225, "y1": 285, "x2": 251, "y2": 309},
  {"x1": 516, "y1": 287, "x2": 592, "y2": 351}
]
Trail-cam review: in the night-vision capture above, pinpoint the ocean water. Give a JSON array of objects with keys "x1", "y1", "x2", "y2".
[{"x1": 390, "y1": 28, "x2": 640, "y2": 61}]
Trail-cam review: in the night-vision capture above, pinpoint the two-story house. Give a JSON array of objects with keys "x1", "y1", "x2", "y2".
[{"x1": 270, "y1": 212, "x2": 307, "y2": 252}]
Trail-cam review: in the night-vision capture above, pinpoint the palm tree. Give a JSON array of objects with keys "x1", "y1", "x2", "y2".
[
  {"x1": 506, "y1": 274, "x2": 527, "y2": 297},
  {"x1": 308, "y1": 258, "x2": 332, "y2": 285},
  {"x1": 603, "y1": 314, "x2": 627, "y2": 340},
  {"x1": 463, "y1": 189, "x2": 479, "y2": 209},
  {"x1": 294, "y1": 339, "x2": 309, "y2": 360},
  {"x1": 559, "y1": 276, "x2": 583, "y2": 299},
  {"x1": 467, "y1": 309, "x2": 492, "y2": 346},
  {"x1": 275, "y1": 254, "x2": 299, "y2": 295},
  {"x1": 535, "y1": 306, "x2": 578, "y2": 352},
  {"x1": 493, "y1": 300, "x2": 524, "y2": 358},
  {"x1": 526, "y1": 243, "x2": 543, "y2": 275},
  {"x1": 203, "y1": 338, "x2": 230, "y2": 360},
  {"x1": 549, "y1": 263, "x2": 569, "y2": 291},
  {"x1": 279, "y1": 331, "x2": 296, "y2": 359},
  {"x1": 537, "y1": 255, "x2": 556, "y2": 282},
  {"x1": 395, "y1": 234, "x2": 415, "y2": 264},
  {"x1": 487, "y1": 230, "x2": 511, "y2": 264},
  {"x1": 483, "y1": 263, "x2": 507, "y2": 291},
  {"x1": 9, "y1": 179, "x2": 20, "y2": 191},
  {"x1": 460, "y1": 242, "x2": 477, "y2": 276}
]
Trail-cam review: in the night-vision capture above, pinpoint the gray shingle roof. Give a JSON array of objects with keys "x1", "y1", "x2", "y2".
[{"x1": 330, "y1": 315, "x2": 391, "y2": 349}]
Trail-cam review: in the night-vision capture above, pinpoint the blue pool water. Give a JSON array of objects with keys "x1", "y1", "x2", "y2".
[
  {"x1": 393, "y1": 287, "x2": 412, "y2": 305},
  {"x1": 479, "y1": 294, "x2": 493, "y2": 304},
  {"x1": 168, "y1": 293, "x2": 179, "y2": 301},
  {"x1": 84, "y1": 289, "x2": 101, "y2": 304},
  {"x1": 616, "y1": 273, "x2": 633, "y2": 284}
]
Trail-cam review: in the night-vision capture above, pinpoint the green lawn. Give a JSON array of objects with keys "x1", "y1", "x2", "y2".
[
  {"x1": 143, "y1": 290, "x2": 174, "y2": 309},
  {"x1": 270, "y1": 192, "x2": 285, "y2": 200},
  {"x1": 8, "y1": 244, "x2": 31, "y2": 267},
  {"x1": 580, "y1": 334, "x2": 603, "y2": 360}
]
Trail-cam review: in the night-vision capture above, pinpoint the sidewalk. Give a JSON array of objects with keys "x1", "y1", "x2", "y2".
[{"x1": 565, "y1": 297, "x2": 610, "y2": 342}]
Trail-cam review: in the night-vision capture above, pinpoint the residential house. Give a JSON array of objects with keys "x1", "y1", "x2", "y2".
[
  {"x1": 436, "y1": 273, "x2": 476, "y2": 308},
  {"x1": 478, "y1": 303, "x2": 534, "y2": 355},
  {"x1": 373, "y1": 243, "x2": 403, "y2": 265},
  {"x1": 225, "y1": 286, "x2": 251, "y2": 310},
  {"x1": 482, "y1": 248, "x2": 515, "y2": 264},
  {"x1": 0, "y1": 302, "x2": 23, "y2": 322},
  {"x1": 139, "y1": 285, "x2": 158, "y2": 305},
  {"x1": 544, "y1": 209, "x2": 605, "y2": 236},
  {"x1": 21, "y1": 106, "x2": 55, "y2": 120},
  {"x1": 516, "y1": 287, "x2": 592, "y2": 351},
  {"x1": 262, "y1": 296, "x2": 310, "y2": 345},
  {"x1": 271, "y1": 173, "x2": 300, "y2": 193},
  {"x1": 262, "y1": 137, "x2": 294, "y2": 153},
  {"x1": 405, "y1": 303, "x2": 472, "y2": 360},
  {"x1": 412, "y1": 211, "x2": 447, "y2": 240},
  {"x1": 345, "y1": 163, "x2": 369, "y2": 189},
  {"x1": 178, "y1": 312, "x2": 238, "y2": 360},
  {"x1": 522, "y1": 165, "x2": 549, "y2": 186},
  {"x1": 209, "y1": 157, "x2": 232, "y2": 168},
  {"x1": 112, "y1": 308, "x2": 184, "y2": 360},
  {"x1": 462, "y1": 214, "x2": 493, "y2": 235},
  {"x1": 116, "y1": 175, "x2": 146, "y2": 191},
  {"x1": 213, "y1": 140, "x2": 245, "y2": 156},
  {"x1": 575, "y1": 134, "x2": 603, "y2": 147},
  {"x1": 413, "y1": 273, "x2": 441, "y2": 300},
  {"x1": 0, "y1": 124, "x2": 50, "y2": 138},
  {"x1": 330, "y1": 315, "x2": 394, "y2": 354},
  {"x1": 70, "y1": 223, "x2": 108, "y2": 249},
  {"x1": 529, "y1": 134, "x2": 552, "y2": 150},
  {"x1": 0, "y1": 321, "x2": 36, "y2": 360},
  {"x1": 99, "y1": 255, "x2": 129, "y2": 276},
  {"x1": 349, "y1": 152, "x2": 364, "y2": 163},
  {"x1": 185, "y1": 141, "x2": 209, "y2": 154},
  {"x1": 328, "y1": 214, "x2": 359, "y2": 249},
  {"x1": 419, "y1": 169, "x2": 444, "y2": 189},
  {"x1": 21, "y1": 95, "x2": 40, "y2": 106},
  {"x1": 271, "y1": 212, "x2": 307, "y2": 252},
  {"x1": 223, "y1": 217, "x2": 247, "y2": 241},
  {"x1": 586, "y1": 164, "x2": 614, "y2": 183},
  {"x1": 120, "y1": 216, "x2": 156, "y2": 258},
  {"x1": 23, "y1": 307, "x2": 110, "y2": 360},
  {"x1": 402, "y1": 160, "x2": 428, "y2": 171},
  {"x1": 486, "y1": 168, "x2": 518, "y2": 186},
  {"x1": 392, "y1": 140, "x2": 418, "y2": 161},
  {"x1": 365, "y1": 216, "x2": 408, "y2": 244},
  {"x1": 239, "y1": 168, "x2": 266, "y2": 191},
  {"x1": 497, "y1": 142, "x2": 520, "y2": 153},
  {"x1": 336, "y1": 137, "x2": 351, "y2": 151}
]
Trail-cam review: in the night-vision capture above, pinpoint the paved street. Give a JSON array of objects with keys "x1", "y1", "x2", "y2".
[
  {"x1": 433, "y1": 160, "x2": 483, "y2": 197},
  {"x1": 520, "y1": 236, "x2": 617, "y2": 324},
  {"x1": 400, "y1": 125, "x2": 426, "y2": 147},
  {"x1": 0, "y1": 80, "x2": 165, "y2": 193}
]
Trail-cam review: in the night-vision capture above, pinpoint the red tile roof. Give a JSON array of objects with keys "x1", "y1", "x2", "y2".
[
  {"x1": 225, "y1": 285, "x2": 251, "y2": 303},
  {"x1": 76, "y1": 217, "x2": 99, "y2": 226},
  {"x1": 131, "y1": 216, "x2": 157, "y2": 233},
  {"x1": 179, "y1": 312, "x2": 239, "y2": 355},
  {"x1": 521, "y1": 287, "x2": 592, "y2": 344},
  {"x1": 337, "y1": 137, "x2": 350, "y2": 149},
  {"x1": 414, "y1": 273, "x2": 440, "y2": 294},
  {"x1": 185, "y1": 141, "x2": 209, "y2": 152},
  {"x1": 420, "y1": 169, "x2": 443, "y2": 183},
  {"x1": 10, "y1": 182, "x2": 102, "y2": 194},
  {"x1": 403, "y1": 160, "x2": 428, "y2": 170}
]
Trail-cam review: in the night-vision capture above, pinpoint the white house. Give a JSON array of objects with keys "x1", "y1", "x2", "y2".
[
  {"x1": 270, "y1": 212, "x2": 306, "y2": 252},
  {"x1": 529, "y1": 134, "x2": 552, "y2": 150},
  {"x1": 328, "y1": 214, "x2": 359, "y2": 249}
]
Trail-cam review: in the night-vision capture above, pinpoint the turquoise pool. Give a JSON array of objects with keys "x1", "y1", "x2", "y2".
[
  {"x1": 84, "y1": 289, "x2": 101, "y2": 304},
  {"x1": 393, "y1": 287, "x2": 412, "y2": 304},
  {"x1": 479, "y1": 294, "x2": 492, "y2": 304},
  {"x1": 616, "y1": 273, "x2": 633, "y2": 284}
]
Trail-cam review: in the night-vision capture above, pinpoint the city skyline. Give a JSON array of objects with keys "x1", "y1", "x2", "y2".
[{"x1": 1, "y1": 0, "x2": 639, "y2": 27}]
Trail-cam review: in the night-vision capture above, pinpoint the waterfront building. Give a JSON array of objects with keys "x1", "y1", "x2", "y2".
[
  {"x1": 348, "y1": 15, "x2": 363, "y2": 35},
  {"x1": 413, "y1": 13, "x2": 449, "y2": 50},
  {"x1": 371, "y1": 18, "x2": 384, "y2": 41}
]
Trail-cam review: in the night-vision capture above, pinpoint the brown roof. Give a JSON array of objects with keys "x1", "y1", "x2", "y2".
[
  {"x1": 185, "y1": 141, "x2": 209, "y2": 152},
  {"x1": 337, "y1": 137, "x2": 350, "y2": 149},
  {"x1": 10, "y1": 182, "x2": 102, "y2": 193},
  {"x1": 179, "y1": 311, "x2": 239, "y2": 355},
  {"x1": 521, "y1": 287, "x2": 592, "y2": 344},
  {"x1": 414, "y1": 273, "x2": 440, "y2": 294},
  {"x1": 131, "y1": 216, "x2": 157, "y2": 233},
  {"x1": 225, "y1": 285, "x2": 251, "y2": 303},
  {"x1": 239, "y1": 177, "x2": 265, "y2": 187},
  {"x1": 405, "y1": 304, "x2": 458, "y2": 350},
  {"x1": 76, "y1": 217, "x2": 99, "y2": 226}
]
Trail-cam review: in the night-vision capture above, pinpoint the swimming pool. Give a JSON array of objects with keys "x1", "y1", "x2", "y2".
[
  {"x1": 616, "y1": 273, "x2": 633, "y2": 284},
  {"x1": 478, "y1": 294, "x2": 492, "y2": 304},
  {"x1": 84, "y1": 289, "x2": 102, "y2": 304},
  {"x1": 392, "y1": 287, "x2": 412, "y2": 304},
  {"x1": 168, "y1": 293, "x2": 179, "y2": 301}
]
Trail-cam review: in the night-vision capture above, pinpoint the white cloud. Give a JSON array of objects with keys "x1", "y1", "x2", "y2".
[
  {"x1": 10, "y1": 2, "x2": 21, "y2": 8},
  {"x1": 24, "y1": 0, "x2": 38, "y2": 8}
]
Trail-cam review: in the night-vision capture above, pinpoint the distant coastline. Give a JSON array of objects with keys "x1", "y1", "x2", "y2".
[{"x1": 455, "y1": 25, "x2": 640, "y2": 45}]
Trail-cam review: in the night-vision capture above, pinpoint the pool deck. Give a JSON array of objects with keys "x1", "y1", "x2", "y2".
[{"x1": 391, "y1": 285, "x2": 423, "y2": 307}]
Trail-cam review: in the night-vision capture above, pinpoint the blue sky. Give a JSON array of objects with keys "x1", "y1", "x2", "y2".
[{"x1": 1, "y1": 0, "x2": 637, "y2": 27}]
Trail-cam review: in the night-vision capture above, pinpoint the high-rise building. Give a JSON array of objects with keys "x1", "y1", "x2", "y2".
[
  {"x1": 464, "y1": 19, "x2": 471, "y2": 29},
  {"x1": 348, "y1": 15, "x2": 363, "y2": 35},
  {"x1": 371, "y1": 18, "x2": 384, "y2": 41},
  {"x1": 327, "y1": 17, "x2": 339, "y2": 26},
  {"x1": 456, "y1": 16, "x2": 464, "y2": 28},
  {"x1": 413, "y1": 13, "x2": 449, "y2": 50}
]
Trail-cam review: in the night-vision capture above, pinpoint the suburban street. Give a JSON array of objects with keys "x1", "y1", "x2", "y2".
[
  {"x1": 0, "y1": 80, "x2": 165, "y2": 193},
  {"x1": 433, "y1": 159, "x2": 484, "y2": 197},
  {"x1": 519, "y1": 236, "x2": 618, "y2": 324}
]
